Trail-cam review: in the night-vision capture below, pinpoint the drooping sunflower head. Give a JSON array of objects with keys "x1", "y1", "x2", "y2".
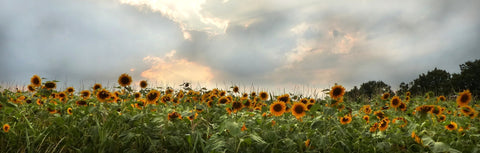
[
  {"x1": 431, "y1": 106, "x2": 443, "y2": 115},
  {"x1": 390, "y1": 96, "x2": 401, "y2": 108},
  {"x1": 96, "y1": 89, "x2": 111, "y2": 102},
  {"x1": 363, "y1": 115, "x2": 370, "y2": 123},
  {"x1": 330, "y1": 85, "x2": 345, "y2": 100},
  {"x1": 31, "y1": 75, "x2": 42, "y2": 87},
  {"x1": 277, "y1": 94, "x2": 290, "y2": 103},
  {"x1": 218, "y1": 96, "x2": 230, "y2": 104},
  {"x1": 66, "y1": 87, "x2": 75, "y2": 94},
  {"x1": 146, "y1": 90, "x2": 161, "y2": 104},
  {"x1": 381, "y1": 93, "x2": 390, "y2": 100},
  {"x1": 378, "y1": 119, "x2": 390, "y2": 131},
  {"x1": 80, "y1": 90, "x2": 91, "y2": 99},
  {"x1": 44, "y1": 81, "x2": 56, "y2": 90},
  {"x1": 399, "y1": 102, "x2": 407, "y2": 112},
  {"x1": 27, "y1": 85, "x2": 36, "y2": 92},
  {"x1": 118, "y1": 73, "x2": 132, "y2": 87},
  {"x1": 460, "y1": 106, "x2": 474, "y2": 116},
  {"x1": 291, "y1": 102, "x2": 307, "y2": 119},
  {"x1": 270, "y1": 101, "x2": 286, "y2": 116},
  {"x1": 168, "y1": 112, "x2": 182, "y2": 121},
  {"x1": 259, "y1": 91, "x2": 269, "y2": 101},
  {"x1": 445, "y1": 121, "x2": 457, "y2": 131},
  {"x1": 139, "y1": 80, "x2": 148, "y2": 88},
  {"x1": 456, "y1": 90, "x2": 472, "y2": 106},
  {"x1": 306, "y1": 103, "x2": 314, "y2": 110},
  {"x1": 93, "y1": 83, "x2": 102, "y2": 91}
]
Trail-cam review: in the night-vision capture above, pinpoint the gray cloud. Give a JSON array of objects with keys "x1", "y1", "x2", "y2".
[{"x1": 1, "y1": 0, "x2": 480, "y2": 92}]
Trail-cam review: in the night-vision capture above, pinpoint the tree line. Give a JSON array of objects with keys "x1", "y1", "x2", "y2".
[{"x1": 344, "y1": 59, "x2": 480, "y2": 101}]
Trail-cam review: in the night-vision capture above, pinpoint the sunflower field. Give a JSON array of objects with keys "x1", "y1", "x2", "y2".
[{"x1": 1, "y1": 74, "x2": 479, "y2": 153}]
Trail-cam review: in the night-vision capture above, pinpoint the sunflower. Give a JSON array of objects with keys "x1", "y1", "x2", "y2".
[
  {"x1": 412, "y1": 131, "x2": 422, "y2": 144},
  {"x1": 457, "y1": 90, "x2": 472, "y2": 106},
  {"x1": 340, "y1": 114, "x2": 352, "y2": 125},
  {"x1": 232, "y1": 101, "x2": 244, "y2": 112},
  {"x1": 437, "y1": 114, "x2": 446, "y2": 122},
  {"x1": 233, "y1": 86, "x2": 239, "y2": 93},
  {"x1": 36, "y1": 99, "x2": 44, "y2": 105},
  {"x1": 406, "y1": 91, "x2": 411, "y2": 97},
  {"x1": 300, "y1": 98, "x2": 308, "y2": 104},
  {"x1": 363, "y1": 115, "x2": 370, "y2": 123},
  {"x1": 378, "y1": 119, "x2": 389, "y2": 131},
  {"x1": 58, "y1": 92, "x2": 67, "y2": 100},
  {"x1": 80, "y1": 90, "x2": 91, "y2": 99},
  {"x1": 44, "y1": 81, "x2": 56, "y2": 90},
  {"x1": 330, "y1": 85, "x2": 345, "y2": 100},
  {"x1": 132, "y1": 92, "x2": 141, "y2": 99},
  {"x1": 381, "y1": 93, "x2": 390, "y2": 100},
  {"x1": 25, "y1": 85, "x2": 35, "y2": 92},
  {"x1": 399, "y1": 102, "x2": 407, "y2": 112},
  {"x1": 66, "y1": 87, "x2": 75, "y2": 94},
  {"x1": 291, "y1": 102, "x2": 307, "y2": 119},
  {"x1": 166, "y1": 88, "x2": 174, "y2": 95},
  {"x1": 241, "y1": 123, "x2": 247, "y2": 132},
  {"x1": 445, "y1": 121, "x2": 457, "y2": 131},
  {"x1": 93, "y1": 83, "x2": 102, "y2": 91},
  {"x1": 390, "y1": 96, "x2": 401, "y2": 109},
  {"x1": 277, "y1": 94, "x2": 290, "y2": 103},
  {"x1": 160, "y1": 94, "x2": 172, "y2": 104},
  {"x1": 259, "y1": 91, "x2": 269, "y2": 101},
  {"x1": 118, "y1": 73, "x2": 132, "y2": 87},
  {"x1": 362, "y1": 105, "x2": 372, "y2": 114},
  {"x1": 3, "y1": 124, "x2": 10, "y2": 133},
  {"x1": 374, "y1": 110, "x2": 385, "y2": 120},
  {"x1": 146, "y1": 90, "x2": 161, "y2": 104},
  {"x1": 187, "y1": 113, "x2": 198, "y2": 121},
  {"x1": 431, "y1": 106, "x2": 443, "y2": 115},
  {"x1": 309, "y1": 98, "x2": 315, "y2": 104},
  {"x1": 242, "y1": 93, "x2": 248, "y2": 98},
  {"x1": 392, "y1": 117, "x2": 407, "y2": 128},
  {"x1": 369, "y1": 123, "x2": 379, "y2": 133},
  {"x1": 168, "y1": 112, "x2": 182, "y2": 121},
  {"x1": 218, "y1": 97, "x2": 230, "y2": 105},
  {"x1": 96, "y1": 89, "x2": 111, "y2": 102},
  {"x1": 400, "y1": 97, "x2": 408, "y2": 104},
  {"x1": 437, "y1": 95, "x2": 446, "y2": 102},
  {"x1": 270, "y1": 101, "x2": 286, "y2": 116},
  {"x1": 219, "y1": 90, "x2": 226, "y2": 97},
  {"x1": 76, "y1": 100, "x2": 87, "y2": 106},
  {"x1": 306, "y1": 103, "x2": 314, "y2": 110},
  {"x1": 139, "y1": 80, "x2": 148, "y2": 88},
  {"x1": 30, "y1": 75, "x2": 42, "y2": 87},
  {"x1": 67, "y1": 108, "x2": 73, "y2": 115},
  {"x1": 460, "y1": 106, "x2": 474, "y2": 116},
  {"x1": 243, "y1": 99, "x2": 252, "y2": 108},
  {"x1": 415, "y1": 105, "x2": 434, "y2": 114},
  {"x1": 305, "y1": 139, "x2": 310, "y2": 148}
]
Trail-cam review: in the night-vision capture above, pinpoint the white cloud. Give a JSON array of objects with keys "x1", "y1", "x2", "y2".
[{"x1": 119, "y1": 0, "x2": 229, "y2": 39}]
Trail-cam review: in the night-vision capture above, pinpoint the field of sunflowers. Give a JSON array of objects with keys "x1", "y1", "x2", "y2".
[{"x1": 0, "y1": 74, "x2": 479, "y2": 152}]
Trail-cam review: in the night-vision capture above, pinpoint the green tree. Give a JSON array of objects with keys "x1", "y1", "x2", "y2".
[
  {"x1": 358, "y1": 81, "x2": 392, "y2": 100},
  {"x1": 452, "y1": 59, "x2": 480, "y2": 96},
  {"x1": 409, "y1": 68, "x2": 452, "y2": 96}
]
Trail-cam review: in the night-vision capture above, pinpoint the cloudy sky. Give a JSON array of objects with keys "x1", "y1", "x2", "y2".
[{"x1": 1, "y1": 0, "x2": 479, "y2": 93}]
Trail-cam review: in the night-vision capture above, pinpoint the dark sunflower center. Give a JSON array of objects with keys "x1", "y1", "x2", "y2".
[
  {"x1": 332, "y1": 88, "x2": 342, "y2": 97},
  {"x1": 120, "y1": 77, "x2": 131, "y2": 85},
  {"x1": 32, "y1": 78, "x2": 40, "y2": 84},
  {"x1": 294, "y1": 105, "x2": 304, "y2": 114},
  {"x1": 307, "y1": 104, "x2": 313, "y2": 110},
  {"x1": 301, "y1": 99, "x2": 308, "y2": 104},
  {"x1": 260, "y1": 93, "x2": 268, "y2": 99},
  {"x1": 342, "y1": 117, "x2": 349, "y2": 122},
  {"x1": 460, "y1": 95, "x2": 469, "y2": 103},
  {"x1": 273, "y1": 104, "x2": 283, "y2": 112},
  {"x1": 278, "y1": 97, "x2": 288, "y2": 102},
  {"x1": 77, "y1": 100, "x2": 87, "y2": 105},
  {"x1": 134, "y1": 93, "x2": 140, "y2": 98},
  {"x1": 380, "y1": 122, "x2": 387, "y2": 127},
  {"x1": 45, "y1": 82, "x2": 56, "y2": 88},
  {"x1": 448, "y1": 124, "x2": 454, "y2": 128},
  {"x1": 147, "y1": 93, "x2": 158, "y2": 101},
  {"x1": 140, "y1": 82, "x2": 147, "y2": 88},
  {"x1": 219, "y1": 98, "x2": 228, "y2": 104},
  {"x1": 392, "y1": 99, "x2": 399, "y2": 105},
  {"x1": 82, "y1": 92, "x2": 89, "y2": 97},
  {"x1": 244, "y1": 101, "x2": 251, "y2": 107},
  {"x1": 233, "y1": 101, "x2": 242, "y2": 109},
  {"x1": 94, "y1": 85, "x2": 101, "y2": 90},
  {"x1": 98, "y1": 91, "x2": 109, "y2": 99},
  {"x1": 383, "y1": 94, "x2": 389, "y2": 99},
  {"x1": 462, "y1": 108, "x2": 471, "y2": 113}
]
